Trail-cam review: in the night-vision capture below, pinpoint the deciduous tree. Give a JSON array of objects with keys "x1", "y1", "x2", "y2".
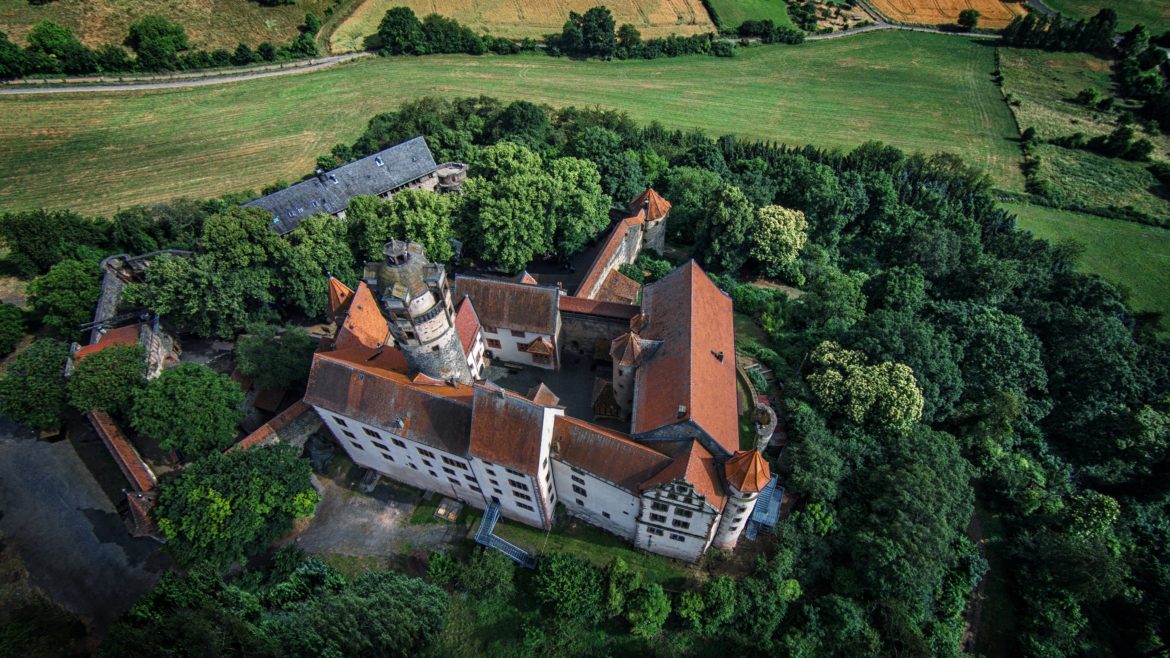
[
  {"x1": 0, "y1": 339, "x2": 69, "y2": 430},
  {"x1": 234, "y1": 324, "x2": 317, "y2": 391},
  {"x1": 67, "y1": 345, "x2": 146, "y2": 414},
  {"x1": 27, "y1": 259, "x2": 102, "y2": 339},
  {"x1": 130, "y1": 363, "x2": 245, "y2": 458},
  {"x1": 750, "y1": 204, "x2": 808, "y2": 280}
]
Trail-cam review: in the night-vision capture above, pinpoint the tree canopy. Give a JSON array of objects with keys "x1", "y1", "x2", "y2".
[
  {"x1": 67, "y1": 345, "x2": 146, "y2": 415},
  {"x1": 129, "y1": 363, "x2": 245, "y2": 458},
  {"x1": 0, "y1": 339, "x2": 69, "y2": 430},
  {"x1": 234, "y1": 324, "x2": 317, "y2": 391}
]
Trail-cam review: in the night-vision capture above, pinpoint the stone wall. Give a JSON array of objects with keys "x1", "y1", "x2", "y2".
[{"x1": 559, "y1": 310, "x2": 630, "y2": 359}]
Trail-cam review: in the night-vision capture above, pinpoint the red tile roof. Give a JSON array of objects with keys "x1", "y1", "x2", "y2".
[
  {"x1": 468, "y1": 384, "x2": 548, "y2": 475},
  {"x1": 87, "y1": 411, "x2": 157, "y2": 492},
  {"x1": 639, "y1": 439, "x2": 725, "y2": 510},
  {"x1": 632, "y1": 261, "x2": 739, "y2": 456},
  {"x1": 559, "y1": 295, "x2": 640, "y2": 320},
  {"x1": 527, "y1": 383, "x2": 561, "y2": 407},
  {"x1": 233, "y1": 400, "x2": 313, "y2": 452},
  {"x1": 74, "y1": 324, "x2": 141, "y2": 360},
  {"x1": 596, "y1": 270, "x2": 641, "y2": 305},
  {"x1": 517, "y1": 271, "x2": 539, "y2": 285},
  {"x1": 335, "y1": 281, "x2": 390, "y2": 351},
  {"x1": 610, "y1": 331, "x2": 645, "y2": 367},
  {"x1": 575, "y1": 211, "x2": 644, "y2": 298},
  {"x1": 304, "y1": 348, "x2": 473, "y2": 455},
  {"x1": 454, "y1": 296, "x2": 482, "y2": 356},
  {"x1": 724, "y1": 450, "x2": 772, "y2": 494},
  {"x1": 328, "y1": 277, "x2": 355, "y2": 316},
  {"x1": 454, "y1": 276, "x2": 559, "y2": 336},
  {"x1": 553, "y1": 416, "x2": 671, "y2": 493},
  {"x1": 630, "y1": 188, "x2": 672, "y2": 222}
]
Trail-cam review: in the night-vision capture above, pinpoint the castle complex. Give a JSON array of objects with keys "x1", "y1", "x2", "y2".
[{"x1": 302, "y1": 189, "x2": 776, "y2": 563}]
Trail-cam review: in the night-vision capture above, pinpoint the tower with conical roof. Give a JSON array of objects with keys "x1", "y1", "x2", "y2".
[
  {"x1": 712, "y1": 449, "x2": 771, "y2": 550},
  {"x1": 609, "y1": 327, "x2": 660, "y2": 419},
  {"x1": 363, "y1": 240, "x2": 473, "y2": 384}
]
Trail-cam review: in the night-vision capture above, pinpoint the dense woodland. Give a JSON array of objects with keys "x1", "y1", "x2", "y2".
[{"x1": 2, "y1": 96, "x2": 1169, "y2": 656}]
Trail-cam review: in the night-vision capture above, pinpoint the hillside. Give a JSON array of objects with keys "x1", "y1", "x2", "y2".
[
  {"x1": 0, "y1": 32, "x2": 1021, "y2": 216},
  {"x1": 0, "y1": 0, "x2": 337, "y2": 51},
  {"x1": 1042, "y1": 0, "x2": 1170, "y2": 33}
]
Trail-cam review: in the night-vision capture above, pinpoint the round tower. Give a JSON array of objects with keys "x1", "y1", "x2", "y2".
[
  {"x1": 713, "y1": 450, "x2": 771, "y2": 550},
  {"x1": 368, "y1": 240, "x2": 473, "y2": 384}
]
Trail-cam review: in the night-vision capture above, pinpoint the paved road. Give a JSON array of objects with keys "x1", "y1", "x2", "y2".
[
  {"x1": 0, "y1": 52, "x2": 370, "y2": 95},
  {"x1": 0, "y1": 419, "x2": 167, "y2": 635}
]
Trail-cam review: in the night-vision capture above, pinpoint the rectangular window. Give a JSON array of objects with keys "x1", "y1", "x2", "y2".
[
  {"x1": 442, "y1": 457, "x2": 467, "y2": 470},
  {"x1": 485, "y1": 467, "x2": 497, "y2": 476},
  {"x1": 372, "y1": 441, "x2": 388, "y2": 451},
  {"x1": 510, "y1": 329, "x2": 525, "y2": 338},
  {"x1": 486, "y1": 338, "x2": 501, "y2": 349},
  {"x1": 602, "y1": 511, "x2": 611, "y2": 519},
  {"x1": 381, "y1": 452, "x2": 394, "y2": 462},
  {"x1": 489, "y1": 479, "x2": 499, "y2": 487},
  {"x1": 443, "y1": 467, "x2": 456, "y2": 476},
  {"x1": 417, "y1": 448, "x2": 435, "y2": 459},
  {"x1": 464, "y1": 473, "x2": 476, "y2": 481},
  {"x1": 449, "y1": 478, "x2": 459, "y2": 486},
  {"x1": 647, "y1": 527, "x2": 664, "y2": 536},
  {"x1": 672, "y1": 519, "x2": 690, "y2": 530},
  {"x1": 494, "y1": 488, "x2": 503, "y2": 496},
  {"x1": 333, "y1": 416, "x2": 348, "y2": 427},
  {"x1": 571, "y1": 474, "x2": 585, "y2": 485},
  {"x1": 572, "y1": 485, "x2": 587, "y2": 497},
  {"x1": 409, "y1": 463, "x2": 418, "y2": 470},
  {"x1": 505, "y1": 468, "x2": 524, "y2": 477},
  {"x1": 508, "y1": 479, "x2": 529, "y2": 491},
  {"x1": 348, "y1": 441, "x2": 363, "y2": 451},
  {"x1": 532, "y1": 353, "x2": 550, "y2": 365},
  {"x1": 651, "y1": 502, "x2": 667, "y2": 512},
  {"x1": 650, "y1": 513, "x2": 666, "y2": 523},
  {"x1": 422, "y1": 459, "x2": 433, "y2": 468},
  {"x1": 514, "y1": 492, "x2": 532, "y2": 502},
  {"x1": 482, "y1": 325, "x2": 496, "y2": 334},
  {"x1": 542, "y1": 457, "x2": 549, "y2": 471},
  {"x1": 676, "y1": 509, "x2": 693, "y2": 519},
  {"x1": 363, "y1": 427, "x2": 381, "y2": 439},
  {"x1": 392, "y1": 438, "x2": 406, "y2": 448},
  {"x1": 576, "y1": 498, "x2": 584, "y2": 506},
  {"x1": 517, "y1": 502, "x2": 534, "y2": 511},
  {"x1": 343, "y1": 430, "x2": 357, "y2": 439},
  {"x1": 669, "y1": 533, "x2": 685, "y2": 542},
  {"x1": 471, "y1": 485, "x2": 481, "y2": 492}
]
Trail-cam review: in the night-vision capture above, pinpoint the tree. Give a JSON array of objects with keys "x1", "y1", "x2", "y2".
[
  {"x1": 0, "y1": 208, "x2": 108, "y2": 276},
  {"x1": 547, "y1": 156, "x2": 609, "y2": 255},
  {"x1": 625, "y1": 583, "x2": 670, "y2": 639},
  {"x1": 750, "y1": 205, "x2": 809, "y2": 280},
  {"x1": 129, "y1": 363, "x2": 245, "y2": 458},
  {"x1": 580, "y1": 6, "x2": 617, "y2": 56},
  {"x1": 27, "y1": 259, "x2": 102, "y2": 339},
  {"x1": 234, "y1": 324, "x2": 317, "y2": 390},
  {"x1": 0, "y1": 339, "x2": 69, "y2": 430},
  {"x1": 0, "y1": 31, "x2": 29, "y2": 80},
  {"x1": 231, "y1": 42, "x2": 256, "y2": 66},
  {"x1": 604, "y1": 557, "x2": 642, "y2": 617},
  {"x1": 488, "y1": 100, "x2": 550, "y2": 148},
  {"x1": 566, "y1": 126, "x2": 643, "y2": 201},
  {"x1": 26, "y1": 21, "x2": 95, "y2": 74},
  {"x1": 659, "y1": 166, "x2": 723, "y2": 242},
  {"x1": 617, "y1": 23, "x2": 642, "y2": 50},
  {"x1": 695, "y1": 183, "x2": 755, "y2": 273},
  {"x1": 957, "y1": 9, "x2": 980, "y2": 31},
  {"x1": 125, "y1": 16, "x2": 189, "y2": 71},
  {"x1": 534, "y1": 554, "x2": 604, "y2": 623},
  {"x1": 348, "y1": 190, "x2": 454, "y2": 265},
  {"x1": 67, "y1": 345, "x2": 146, "y2": 414},
  {"x1": 280, "y1": 213, "x2": 358, "y2": 318},
  {"x1": 377, "y1": 7, "x2": 427, "y2": 55},
  {"x1": 0, "y1": 302, "x2": 24, "y2": 356},
  {"x1": 806, "y1": 341, "x2": 925, "y2": 433},
  {"x1": 201, "y1": 206, "x2": 288, "y2": 270},
  {"x1": 155, "y1": 444, "x2": 318, "y2": 567},
  {"x1": 458, "y1": 549, "x2": 515, "y2": 602}
]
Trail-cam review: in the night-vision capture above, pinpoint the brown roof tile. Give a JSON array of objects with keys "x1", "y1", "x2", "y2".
[
  {"x1": 305, "y1": 348, "x2": 473, "y2": 456},
  {"x1": 630, "y1": 188, "x2": 672, "y2": 222},
  {"x1": 597, "y1": 270, "x2": 641, "y2": 305},
  {"x1": 524, "y1": 336, "x2": 554, "y2": 355},
  {"x1": 527, "y1": 383, "x2": 561, "y2": 407},
  {"x1": 610, "y1": 331, "x2": 644, "y2": 367},
  {"x1": 335, "y1": 281, "x2": 390, "y2": 351},
  {"x1": 468, "y1": 384, "x2": 548, "y2": 475},
  {"x1": 632, "y1": 261, "x2": 739, "y2": 456},
  {"x1": 454, "y1": 276, "x2": 559, "y2": 336},
  {"x1": 576, "y1": 211, "x2": 644, "y2": 298},
  {"x1": 454, "y1": 296, "x2": 482, "y2": 356},
  {"x1": 639, "y1": 439, "x2": 725, "y2": 510},
  {"x1": 328, "y1": 277, "x2": 355, "y2": 316},
  {"x1": 553, "y1": 416, "x2": 671, "y2": 493},
  {"x1": 75, "y1": 324, "x2": 141, "y2": 360},
  {"x1": 559, "y1": 295, "x2": 640, "y2": 320},
  {"x1": 233, "y1": 400, "x2": 313, "y2": 452},
  {"x1": 517, "y1": 271, "x2": 539, "y2": 285},
  {"x1": 724, "y1": 450, "x2": 772, "y2": 494},
  {"x1": 88, "y1": 411, "x2": 156, "y2": 492}
]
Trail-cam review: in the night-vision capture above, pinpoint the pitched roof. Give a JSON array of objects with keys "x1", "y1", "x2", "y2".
[
  {"x1": 610, "y1": 331, "x2": 645, "y2": 367},
  {"x1": 87, "y1": 411, "x2": 157, "y2": 493},
  {"x1": 559, "y1": 295, "x2": 641, "y2": 320},
  {"x1": 527, "y1": 383, "x2": 561, "y2": 407},
  {"x1": 304, "y1": 348, "x2": 473, "y2": 456},
  {"x1": 630, "y1": 188, "x2": 672, "y2": 222},
  {"x1": 639, "y1": 439, "x2": 725, "y2": 510},
  {"x1": 596, "y1": 269, "x2": 641, "y2": 305},
  {"x1": 552, "y1": 416, "x2": 671, "y2": 494},
  {"x1": 575, "y1": 211, "x2": 644, "y2": 298},
  {"x1": 243, "y1": 136, "x2": 438, "y2": 234},
  {"x1": 233, "y1": 400, "x2": 313, "y2": 452},
  {"x1": 468, "y1": 384, "x2": 548, "y2": 475},
  {"x1": 454, "y1": 296, "x2": 482, "y2": 356},
  {"x1": 335, "y1": 281, "x2": 390, "y2": 351},
  {"x1": 454, "y1": 276, "x2": 559, "y2": 336},
  {"x1": 328, "y1": 277, "x2": 355, "y2": 316},
  {"x1": 74, "y1": 324, "x2": 141, "y2": 360},
  {"x1": 517, "y1": 271, "x2": 539, "y2": 285},
  {"x1": 524, "y1": 336, "x2": 554, "y2": 355},
  {"x1": 724, "y1": 450, "x2": 772, "y2": 494},
  {"x1": 631, "y1": 261, "x2": 739, "y2": 456}
]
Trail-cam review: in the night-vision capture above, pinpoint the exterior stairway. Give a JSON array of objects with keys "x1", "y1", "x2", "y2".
[{"x1": 475, "y1": 501, "x2": 538, "y2": 568}]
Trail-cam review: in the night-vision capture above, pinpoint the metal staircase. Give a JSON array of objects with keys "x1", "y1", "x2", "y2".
[{"x1": 475, "y1": 501, "x2": 538, "y2": 569}]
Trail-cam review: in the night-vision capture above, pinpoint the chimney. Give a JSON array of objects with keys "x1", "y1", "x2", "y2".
[
  {"x1": 677, "y1": 404, "x2": 687, "y2": 419},
  {"x1": 315, "y1": 168, "x2": 326, "y2": 183},
  {"x1": 713, "y1": 350, "x2": 724, "y2": 362}
]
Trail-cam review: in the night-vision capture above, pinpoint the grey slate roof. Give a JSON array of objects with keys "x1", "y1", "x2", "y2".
[{"x1": 244, "y1": 136, "x2": 439, "y2": 235}]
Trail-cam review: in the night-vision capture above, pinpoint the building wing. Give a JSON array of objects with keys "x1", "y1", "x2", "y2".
[{"x1": 453, "y1": 276, "x2": 559, "y2": 336}]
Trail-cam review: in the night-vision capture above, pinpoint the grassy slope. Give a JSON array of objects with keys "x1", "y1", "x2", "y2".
[
  {"x1": 1042, "y1": 0, "x2": 1170, "y2": 33},
  {"x1": 1005, "y1": 202, "x2": 1170, "y2": 332},
  {"x1": 1031, "y1": 144, "x2": 1170, "y2": 219},
  {"x1": 706, "y1": 0, "x2": 794, "y2": 29},
  {"x1": 330, "y1": 0, "x2": 716, "y2": 52},
  {"x1": 0, "y1": 31, "x2": 1021, "y2": 216},
  {"x1": 0, "y1": 0, "x2": 336, "y2": 52}
]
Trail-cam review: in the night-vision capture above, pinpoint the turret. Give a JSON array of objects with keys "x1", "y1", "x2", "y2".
[
  {"x1": 713, "y1": 450, "x2": 771, "y2": 550},
  {"x1": 363, "y1": 240, "x2": 472, "y2": 384}
]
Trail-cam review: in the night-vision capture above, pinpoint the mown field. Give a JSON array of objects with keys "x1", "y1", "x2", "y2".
[
  {"x1": 0, "y1": 31, "x2": 1021, "y2": 215},
  {"x1": 866, "y1": 0, "x2": 1026, "y2": 28},
  {"x1": 1005, "y1": 202, "x2": 1170, "y2": 333},
  {"x1": 706, "y1": 0, "x2": 793, "y2": 29},
  {"x1": 330, "y1": 0, "x2": 714, "y2": 52},
  {"x1": 1043, "y1": 0, "x2": 1170, "y2": 33},
  {"x1": 0, "y1": 0, "x2": 337, "y2": 52}
]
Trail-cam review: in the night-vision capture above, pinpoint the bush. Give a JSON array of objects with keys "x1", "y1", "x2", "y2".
[{"x1": 0, "y1": 303, "x2": 25, "y2": 356}]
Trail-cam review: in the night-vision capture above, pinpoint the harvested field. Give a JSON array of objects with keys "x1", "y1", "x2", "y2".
[
  {"x1": 331, "y1": 0, "x2": 714, "y2": 52},
  {"x1": 867, "y1": 0, "x2": 1026, "y2": 28}
]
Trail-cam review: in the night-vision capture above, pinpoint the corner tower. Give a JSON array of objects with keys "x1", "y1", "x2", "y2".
[{"x1": 364, "y1": 240, "x2": 473, "y2": 384}]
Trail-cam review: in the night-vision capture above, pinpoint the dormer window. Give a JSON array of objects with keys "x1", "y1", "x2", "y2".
[{"x1": 375, "y1": 156, "x2": 385, "y2": 167}]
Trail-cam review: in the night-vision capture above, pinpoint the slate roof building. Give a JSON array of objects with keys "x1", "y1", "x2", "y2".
[
  {"x1": 243, "y1": 137, "x2": 466, "y2": 235},
  {"x1": 303, "y1": 191, "x2": 773, "y2": 562}
]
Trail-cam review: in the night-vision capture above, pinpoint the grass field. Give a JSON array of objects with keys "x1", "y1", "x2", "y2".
[
  {"x1": 1043, "y1": 0, "x2": 1170, "y2": 33},
  {"x1": 867, "y1": 0, "x2": 1026, "y2": 28},
  {"x1": 706, "y1": 0, "x2": 794, "y2": 30},
  {"x1": 0, "y1": 31, "x2": 1022, "y2": 216},
  {"x1": 1005, "y1": 202, "x2": 1170, "y2": 332},
  {"x1": 0, "y1": 0, "x2": 336, "y2": 52},
  {"x1": 1031, "y1": 144, "x2": 1170, "y2": 219},
  {"x1": 330, "y1": 0, "x2": 715, "y2": 52}
]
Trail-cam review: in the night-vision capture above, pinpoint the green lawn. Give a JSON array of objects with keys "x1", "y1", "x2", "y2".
[
  {"x1": 1005, "y1": 202, "x2": 1170, "y2": 333},
  {"x1": 492, "y1": 516, "x2": 697, "y2": 587},
  {"x1": 1042, "y1": 0, "x2": 1170, "y2": 33},
  {"x1": 0, "y1": 31, "x2": 1021, "y2": 216},
  {"x1": 707, "y1": 0, "x2": 794, "y2": 29}
]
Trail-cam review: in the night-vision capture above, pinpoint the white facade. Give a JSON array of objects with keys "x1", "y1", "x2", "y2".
[
  {"x1": 634, "y1": 482, "x2": 721, "y2": 562},
  {"x1": 482, "y1": 326, "x2": 558, "y2": 370},
  {"x1": 551, "y1": 459, "x2": 640, "y2": 540},
  {"x1": 465, "y1": 328, "x2": 487, "y2": 380},
  {"x1": 713, "y1": 487, "x2": 758, "y2": 550}
]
